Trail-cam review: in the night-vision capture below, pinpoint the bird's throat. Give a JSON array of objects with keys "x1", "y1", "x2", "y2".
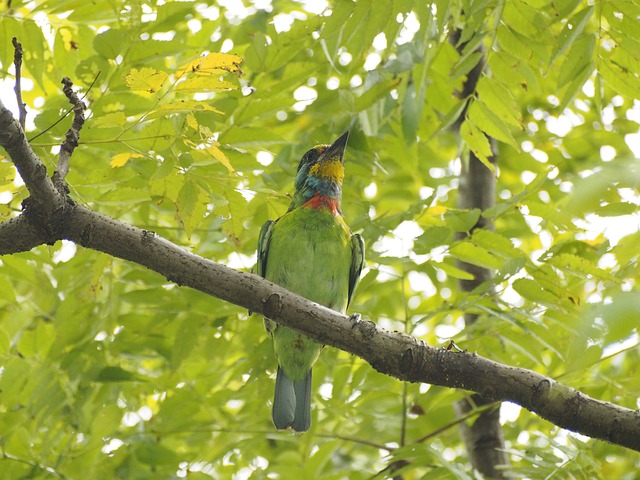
[{"x1": 301, "y1": 194, "x2": 340, "y2": 215}]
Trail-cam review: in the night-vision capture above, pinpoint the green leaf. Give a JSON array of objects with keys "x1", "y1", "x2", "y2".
[
  {"x1": 401, "y1": 82, "x2": 419, "y2": 145},
  {"x1": 430, "y1": 98, "x2": 469, "y2": 139},
  {"x1": 551, "y1": 6, "x2": 595, "y2": 66},
  {"x1": 512, "y1": 278, "x2": 562, "y2": 307},
  {"x1": 548, "y1": 253, "x2": 620, "y2": 283},
  {"x1": 476, "y1": 78, "x2": 523, "y2": 129},
  {"x1": 443, "y1": 208, "x2": 481, "y2": 232},
  {"x1": 472, "y1": 229, "x2": 525, "y2": 259},
  {"x1": 435, "y1": 260, "x2": 475, "y2": 280},
  {"x1": 414, "y1": 226, "x2": 455, "y2": 253},
  {"x1": 93, "y1": 28, "x2": 126, "y2": 59},
  {"x1": 596, "y1": 202, "x2": 637, "y2": 217},
  {"x1": 599, "y1": 58, "x2": 640, "y2": 99},
  {"x1": 354, "y1": 78, "x2": 402, "y2": 112},
  {"x1": 449, "y1": 241, "x2": 503, "y2": 270},
  {"x1": 95, "y1": 366, "x2": 139, "y2": 382},
  {"x1": 460, "y1": 119, "x2": 495, "y2": 171},
  {"x1": 467, "y1": 100, "x2": 518, "y2": 149},
  {"x1": 587, "y1": 293, "x2": 640, "y2": 344},
  {"x1": 557, "y1": 35, "x2": 595, "y2": 88}
]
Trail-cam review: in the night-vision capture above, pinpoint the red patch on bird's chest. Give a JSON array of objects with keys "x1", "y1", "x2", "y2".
[{"x1": 302, "y1": 194, "x2": 340, "y2": 215}]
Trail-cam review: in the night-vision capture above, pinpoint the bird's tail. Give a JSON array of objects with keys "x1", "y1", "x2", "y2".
[{"x1": 272, "y1": 366, "x2": 312, "y2": 432}]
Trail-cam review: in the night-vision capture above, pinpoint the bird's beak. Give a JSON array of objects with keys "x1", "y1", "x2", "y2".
[{"x1": 319, "y1": 131, "x2": 349, "y2": 164}]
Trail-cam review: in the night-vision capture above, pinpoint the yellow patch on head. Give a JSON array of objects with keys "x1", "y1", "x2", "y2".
[{"x1": 309, "y1": 159, "x2": 344, "y2": 183}]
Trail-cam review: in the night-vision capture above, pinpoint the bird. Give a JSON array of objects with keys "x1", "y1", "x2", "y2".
[{"x1": 256, "y1": 131, "x2": 365, "y2": 432}]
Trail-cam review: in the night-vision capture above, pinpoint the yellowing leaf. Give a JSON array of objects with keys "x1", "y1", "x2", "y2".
[
  {"x1": 146, "y1": 101, "x2": 224, "y2": 120},
  {"x1": 176, "y1": 76, "x2": 237, "y2": 92},
  {"x1": 186, "y1": 113, "x2": 199, "y2": 131},
  {"x1": 205, "y1": 143, "x2": 235, "y2": 173},
  {"x1": 110, "y1": 152, "x2": 143, "y2": 168},
  {"x1": 124, "y1": 67, "x2": 168, "y2": 93},
  {"x1": 181, "y1": 52, "x2": 243, "y2": 76}
]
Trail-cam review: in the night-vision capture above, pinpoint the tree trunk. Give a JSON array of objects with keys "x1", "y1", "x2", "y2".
[{"x1": 450, "y1": 28, "x2": 510, "y2": 478}]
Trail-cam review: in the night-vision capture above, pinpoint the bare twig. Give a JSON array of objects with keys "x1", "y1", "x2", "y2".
[
  {"x1": 28, "y1": 71, "x2": 98, "y2": 143},
  {"x1": 11, "y1": 37, "x2": 27, "y2": 130},
  {"x1": 55, "y1": 77, "x2": 86, "y2": 190}
]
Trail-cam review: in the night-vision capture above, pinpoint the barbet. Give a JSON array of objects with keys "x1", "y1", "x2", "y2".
[{"x1": 257, "y1": 132, "x2": 365, "y2": 432}]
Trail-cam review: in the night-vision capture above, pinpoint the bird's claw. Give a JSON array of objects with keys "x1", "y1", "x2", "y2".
[{"x1": 348, "y1": 313, "x2": 361, "y2": 324}]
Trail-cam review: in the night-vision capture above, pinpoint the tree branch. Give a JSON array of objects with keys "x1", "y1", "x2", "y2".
[
  {"x1": 0, "y1": 97, "x2": 639, "y2": 453},
  {"x1": 11, "y1": 37, "x2": 27, "y2": 130},
  {"x1": 55, "y1": 77, "x2": 86, "y2": 188},
  {"x1": 0, "y1": 100, "x2": 65, "y2": 211}
]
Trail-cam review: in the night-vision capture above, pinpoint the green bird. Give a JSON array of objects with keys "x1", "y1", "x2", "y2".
[{"x1": 257, "y1": 131, "x2": 365, "y2": 432}]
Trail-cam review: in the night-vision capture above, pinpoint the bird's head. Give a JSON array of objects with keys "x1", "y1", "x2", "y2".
[{"x1": 293, "y1": 131, "x2": 349, "y2": 206}]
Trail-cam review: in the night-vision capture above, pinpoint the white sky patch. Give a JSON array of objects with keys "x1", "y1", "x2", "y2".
[
  {"x1": 273, "y1": 13, "x2": 295, "y2": 32},
  {"x1": 364, "y1": 52, "x2": 382, "y2": 71},
  {"x1": 546, "y1": 111, "x2": 582, "y2": 137},
  {"x1": 575, "y1": 212, "x2": 640, "y2": 247},
  {"x1": 102, "y1": 438, "x2": 124, "y2": 455},
  {"x1": 196, "y1": 4, "x2": 220, "y2": 20},
  {"x1": 372, "y1": 32, "x2": 387, "y2": 51},
  {"x1": 292, "y1": 85, "x2": 317, "y2": 111},
  {"x1": 600, "y1": 145, "x2": 616, "y2": 161},
  {"x1": 0, "y1": 191, "x2": 12, "y2": 204},
  {"x1": 396, "y1": 11, "x2": 420, "y2": 45},
  {"x1": 296, "y1": 0, "x2": 328, "y2": 14},
  {"x1": 227, "y1": 251, "x2": 255, "y2": 269},
  {"x1": 626, "y1": 133, "x2": 640, "y2": 157},
  {"x1": 364, "y1": 182, "x2": 377, "y2": 199},
  {"x1": 53, "y1": 240, "x2": 77, "y2": 264},
  {"x1": 220, "y1": 38, "x2": 234, "y2": 53},
  {"x1": 350, "y1": 75, "x2": 363, "y2": 88},
  {"x1": 408, "y1": 271, "x2": 436, "y2": 297},
  {"x1": 319, "y1": 382, "x2": 333, "y2": 400},
  {"x1": 338, "y1": 51, "x2": 352, "y2": 66},
  {"x1": 375, "y1": 221, "x2": 423, "y2": 258},
  {"x1": 602, "y1": 332, "x2": 639, "y2": 357},
  {"x1": 434, "y1": 320, "x2": 462, "y2": 339},
  {"x1": 500, "y1": 401, "x2": 522, "y2": 424},
  {"x1": 326, "y1": 76, "x2": 340, "y2": 90},
  {"x1": 252, "y1": 0, "x2": 273, "y2": 11},
  {"x1": 256, "y1": 151, "x2": 274, "y2": 166}
]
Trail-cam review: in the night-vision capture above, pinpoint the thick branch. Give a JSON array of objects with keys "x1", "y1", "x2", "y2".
[
  {"x1": 59, "y1": 205, "x2": 640, "y2": 452},
  {"x1": 0, "y1": 215, "x2": 48, "y2": 252},
  {"x1": 0, "y1": 97, "x2": 639, "y2": 453},
  {"x1": 0, "y1": 100, "x2": 65, "y2": 211}
]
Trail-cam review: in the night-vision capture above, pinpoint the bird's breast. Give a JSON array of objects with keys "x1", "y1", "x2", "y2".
[{"x1": 265, "y1": 208, "x2": 352, "y2": 311}]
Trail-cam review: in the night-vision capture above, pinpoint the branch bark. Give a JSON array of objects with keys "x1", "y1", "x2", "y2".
[{"x1": 1, "y1": 99, "x2": 639, "y2": 453}]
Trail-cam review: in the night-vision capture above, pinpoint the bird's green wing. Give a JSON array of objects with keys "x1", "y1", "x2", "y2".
[
  {"x1": 257, "y1": 219, "x2": 275, "y2": 278},
  {"x1": 348, "y1": 233, "x2": 365, "y2": 308}
]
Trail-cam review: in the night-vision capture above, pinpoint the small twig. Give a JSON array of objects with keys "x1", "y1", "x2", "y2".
[
  {"x1": 29, "y1": 71, "x2": 99, "y2": 143},
  {"x1": 11, "y1": 37, "x2": 27, "y2": 130},
  {"x1": 54, "y1": 77, "x2": 86, "y2": 190}
]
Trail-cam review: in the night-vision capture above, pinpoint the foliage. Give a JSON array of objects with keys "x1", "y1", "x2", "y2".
[{"x1": 1, "y1": 0, "x2": 639, "y2": 478}]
